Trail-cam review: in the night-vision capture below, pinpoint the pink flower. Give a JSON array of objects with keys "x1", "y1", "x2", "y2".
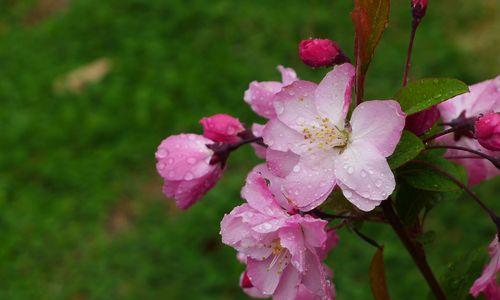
[
  {"x1": 437, "y1": 76, "x2": 500, "y2": 185},
  {"x1": 244, "y1": 66, "x2": 298, "y2": 119},
  {"x1": 200, "y1": 114, "x2": 245, "y2": 143},
  {"x1": 299, "y1": 39, "x2": 348, "y2": 68},
  {"x1": 156, "y1": 134, "x2": 222, "y2": 209},
  {"x1": 220, "y1": 167, "x2": 335, "y2": 299},
  {"x1": 405, "y1": 106, "x2": 440, "y2": 136},
  {"x1": 475, "y1": 113, "x2": 500, "y2": 151},
  {"x1": 470, "y1": 236, "x2": 500, "y2": 299},
  {"x1": 262, "y1": 63, "x2": 406, "y2": 211}
]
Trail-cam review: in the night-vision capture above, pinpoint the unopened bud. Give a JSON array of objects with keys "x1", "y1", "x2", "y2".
[
  {"x1": 299, "y1": 39, "x2": 349, "y2": 68},
  {"x1": 411, "y1": 0, "x2": 428, "y2": 21},
  {"x1": 475, "y1": 112, "x2": 500, "y2": 151},
  {"x1": 200, "y1": 114, "x2": 245, "y2": 143}
]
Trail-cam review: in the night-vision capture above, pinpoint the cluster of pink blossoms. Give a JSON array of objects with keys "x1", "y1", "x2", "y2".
[
  {"x1": 155, "y1": 2, "x2": 499, "y2": 293},
  {"x1": 156, "y1": 50, "x2": 499, "y2": 298}
]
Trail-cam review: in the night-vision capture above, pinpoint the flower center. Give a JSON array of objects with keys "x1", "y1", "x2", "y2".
[
  {"x1": 302, "y1": 117, "x2": 349, "y2": 150},
  {"x1": 266, "y1": 240, "x2": 289, "y2": 274}
]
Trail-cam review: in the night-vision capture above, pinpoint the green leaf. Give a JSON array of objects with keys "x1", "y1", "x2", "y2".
[
  {"x1": 438, "y1": 248, "x2": 488, "y2": 300},
  {"x1": 399, "y1": 152, "x2": 468, "y2": 192},
  {"x1": 394, "y1": 183, "x2": 431, "y2": 225},
  {"x1": 394, "y1": 78, "x2": 469, "y2": 115},
  {"x1": 369, "y1": 247, "x2": 391, "y2": 300},
  {"x1": 388, "y1": 131, "x2": 424, "y2": 169}
]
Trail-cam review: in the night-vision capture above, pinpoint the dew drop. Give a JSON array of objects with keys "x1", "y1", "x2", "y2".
[
  {"x1": 157, "y1": 162, "x2": 166, "y2": 170},
  {"x1": 360, "y1": 170, "x2": 367, "y2": 178},
  {"x1": 293, "y1": 165, "x2": 301, "y2": 173},
  {"x1": 347, "y1": 166, "x2": 354, "y2": 174},
  {"x1": 157, "y1": 149, "x2": 168, "y2": 158},
  {"x1": 184, "y1": 172, "x2": 194, "y2": 180},
  {"x1": 375, "y1": 180, "x2": 382, "y2": 187},
  {"x1": 187, "y1": 157, "x2": 196, "y2": 165}
]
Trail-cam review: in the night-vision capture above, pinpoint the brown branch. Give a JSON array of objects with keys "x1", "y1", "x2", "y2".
[
  {"x1": 381, "y1": 200, "x2": 447, "y2": 300},
  {"x1": 425, "y1": 145, "x2": 500, "y2": 168}
]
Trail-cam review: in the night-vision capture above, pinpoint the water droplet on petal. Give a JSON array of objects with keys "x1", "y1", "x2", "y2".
[
  {"x1": 360, "y1": 170, "x2": 367, "y2": 178},
  {"x1": 157, "y1": 149, "x2": 168, "y2": 158},
  {"x1": 187, "y1": 157, "x2": 196, "y2": 165},
  {"x1": 293, "y1": 165, "x2": 301, "y2": 173},
  {"x1": 158, "y1": 162, "x2": 166, "y2": 170},
  {"x1": 347, "y1": 166, "x2": 354, "y2": 174},
  {"x1": 375, "y1": 180, "x2": 382, "y2": 187},
  {"x1": 184, "y1": 172, "x2": 194, "y2": 180}
]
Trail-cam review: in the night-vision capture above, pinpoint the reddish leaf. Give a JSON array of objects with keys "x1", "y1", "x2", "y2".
[
  {"x1": 351, "y1": 0, "x2": 390, "y2": 101},
  {"x1": 369, "y1": 247, "x2": 391, "y2": 300}
]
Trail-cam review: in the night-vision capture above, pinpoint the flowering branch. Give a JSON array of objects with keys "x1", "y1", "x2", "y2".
[{"x1": 381, "y1": 200, "x2": 447, "y2": 300}]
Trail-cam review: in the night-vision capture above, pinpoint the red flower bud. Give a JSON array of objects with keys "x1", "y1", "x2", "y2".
[
  {"x1": 200, "y1": 114, "x2": 245, "y2": 143},
  {"x1": 405, "y1": 106, "x2": 440, "y2": 136},
  {"x1": 475, "y1": 112, "x2": 500, "y2": 151},
  {"x1": 298, "y1": 39, "x2": 349, "y2": 68},
  {"x1": 411, "y1": 0, "x2": 428, "y2": 20}
]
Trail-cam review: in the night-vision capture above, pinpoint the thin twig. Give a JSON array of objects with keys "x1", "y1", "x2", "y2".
[
  {"x1": 422, "y1": 127, "x2": 456, "y2": 143},
  {"x1": 425, "y1": 145, "x2": 500, "y2": 168},
  {"x1": 413, "y1": 159, "x2": 500, "y2": 233},
  {"x1": 351, "y1": 226, "x2": 382, "y2": 249},
  {"x1": 402, "y1": 22, "x2": 418, "y2": 86}
]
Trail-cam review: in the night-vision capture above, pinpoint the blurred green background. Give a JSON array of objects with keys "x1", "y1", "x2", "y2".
[{"x1": 0, "y1": 0, "x2": 498, "y2": 299}]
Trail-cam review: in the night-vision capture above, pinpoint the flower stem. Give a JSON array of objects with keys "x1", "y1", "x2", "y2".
[
  {"x1": 381, "y1": 200, "x2": 447, "y2": 300},
  {"x1": 422, "y1": 127, "x2": 456, "y2": 143},
  {"x1": 350, "y1": 226, "x2": 382, "y2": 249},
  {"x1": 402, "y1": 21, "x2": 419, "y2": 87},
  {"x1": 425, "y1": 145, "x2": 500, "y2": 168},
  {"x1": 413, "y1": 159, "x2": 500, "y2": 234}
]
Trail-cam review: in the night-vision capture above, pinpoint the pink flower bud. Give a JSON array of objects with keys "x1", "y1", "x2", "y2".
[
  {"x1": 475, "y1": 112, "x2": 500, "y2": 151},
  {"x1": 299, "y1": 39, "x2": 349, "y2": 68},
  {"x1": 200, "y1": 114, "x2": 245, "y2": 143},
  {"x1": 404, "y1": 106, "x2": 440, "y2": 136},
  {"x1": 156, "y1": 134, "x2": 223, "y2": 210}
]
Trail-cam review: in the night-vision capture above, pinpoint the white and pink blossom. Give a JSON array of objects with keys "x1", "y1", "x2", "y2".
[
  {"x1": 262, "y1": 63, "x2": 405, "y2": 211},
  {"x1": 220, "y1": 166, "x2": 335, "y2": 299}
]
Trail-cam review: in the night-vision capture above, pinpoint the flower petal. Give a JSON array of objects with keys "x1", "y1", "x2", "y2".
[
  {"x1": 278, "y1": 65, "x2": 298, "y2": 86},
  {"x1": 266, "y1": 149, "x2": 301, "y2": 178},
  {"x1": 156, "y1": 134, "x2": 215, "y2": 181},
  {"x1": 338, "y1": 182, "x2": 383, "y2": 212},
  {"x1": 335, "y1": 140, "x2": 395, "y2": 202},
  {"x1": 242, "y1": 166, "x2": 288, "y2": 218},
  {"x1": 273, "y1": 265, "x2": 301, "y2": 300},
  {"x1": 314, "y1": 63, "x2": 355, "y2": 126},
  {"x1": 247, "y1": 256, "x2": 287, "y2": 295},
  {"x1": 280, "y1": 156, "x2": 336, "y2": 211},
  {"x1": 274, "y1": 80, "x2": 320, "y2": 133},
  {"x1": 350, "y1": 100, "x2": 406, "y2": 157},
  {"x1": 262, "y1": 118, "x2": 307, "y2": 153}
]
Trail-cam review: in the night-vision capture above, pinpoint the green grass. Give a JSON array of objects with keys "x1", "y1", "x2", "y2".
[{"x1": 0, "y1": 0, "x2": 498, "y2": 299}]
